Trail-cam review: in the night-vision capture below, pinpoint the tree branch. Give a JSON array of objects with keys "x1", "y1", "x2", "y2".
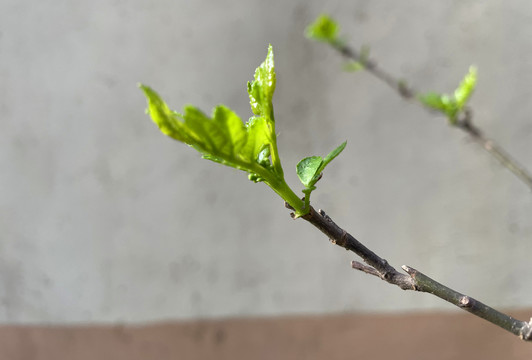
[
  {"x1": 331, "y1": 42, "x2": 532, "y2": 192},
  {"x1": 289, "y1": 203, "x2": 532, "y2": 341}
]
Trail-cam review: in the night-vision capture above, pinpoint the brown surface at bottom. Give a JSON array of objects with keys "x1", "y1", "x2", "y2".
[{"x1": 1, "y1": 309, "x2": 531, "y2": 360}]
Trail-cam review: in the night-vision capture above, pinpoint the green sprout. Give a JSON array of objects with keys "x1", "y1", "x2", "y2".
[
  {"x1": 308, "y1": 14, "x2": 375, "y2": 73},
  {"x1": 418, "y1": 66, "x2": 477, "y2": 124},
  {"x1": 140, "y1": 45, "x2": 345, "y2": 217},
  {"x1": 296, "y1": 141, "x2": 347, "y2": 211},
  {"x1": 305, "y1": 14, "x2": 341, "y2": 44}
]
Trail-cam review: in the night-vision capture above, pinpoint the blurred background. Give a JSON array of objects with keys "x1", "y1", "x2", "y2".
[{"x1": 1, "y1": 0, "x2": 532, "y2": 358}]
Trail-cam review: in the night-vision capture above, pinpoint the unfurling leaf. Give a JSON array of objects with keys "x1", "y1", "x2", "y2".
[
  {"x1": 297, "y1": 156, "x2": 323, "y2": 188},
  {"x1": 454, "y1": 66, "x2": 477, "y2": 109},
  {"x1": 418, "y1": 92, "x2": 448, "y2": 113},
  {"x1": 321, "y1": 141, "x2": 347, "y2": 170},
  {"x1": 305, "y1": 14, "x2": 340, "y2": 43},
  {"x1": 417, "y1": 66, "x2": 477, "y2": 124},
  {"x1": 248, "y1": 44, "x2": 276, "y2": 120},
  {"x1": 297, "y1": 141, "x2": 347, "y2": 211}
]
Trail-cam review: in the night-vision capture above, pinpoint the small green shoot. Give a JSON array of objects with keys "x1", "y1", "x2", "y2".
[
  {"x1": 454, "y1": 66, "x2": 477, "y2": 109},
  {"x1": 418, "y1": 66, "x2": 477, "y2": 124},
  {"x1": 297, "y1": 141, "x2": 347, "y2": 212},
  {"x1": 305, "y1": 14, "x2": 340, "y2": 44}
]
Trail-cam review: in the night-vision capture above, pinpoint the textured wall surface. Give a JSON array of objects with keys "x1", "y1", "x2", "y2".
[{"x1": 1, "y1": 0, "x2": 531, "y2": 323}]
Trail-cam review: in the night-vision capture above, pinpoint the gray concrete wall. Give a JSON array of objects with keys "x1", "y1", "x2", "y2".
[{"x1": 1, "y1": 0, "x2": 531, "y2": 323}]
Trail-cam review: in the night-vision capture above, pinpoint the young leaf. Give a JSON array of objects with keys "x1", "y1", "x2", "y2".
[
  {"x1": 305, "y1": 14, "x2": 340, "y2": 43},
  {"x1": 296, "y1": 141, "x2": 347, "y2": 212},
  {"x1": 297, "y1": 156, "x2": 323, "y2": 187},
  {"x1": 139, "y1": 85, "x2": 195, "y2": 144},
  {"x1": 320, "y1": 141, "x2": 347, "y2": 174},
  {"x1": 418, "y1": 92, "x2": 448, "y2": 113},
  {"x1": 418, "y1": 66, "x2": 476, "y2": 124},
  {"x1": 247, "y1": 44, "x2": 276, "y2": 120},
  {"x1": 247, "y1": 44, "x2": 285, "y2": 177},
  {"x1": 454, "y1": 66, "x2": 477, "y2": 109}
]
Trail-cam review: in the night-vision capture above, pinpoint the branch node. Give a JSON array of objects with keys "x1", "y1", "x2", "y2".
[
  {"x1": 383, "y1": 270, "x2": 393, "y2": 281},
  {"x1": 521, "y1": 319, "x2": 532, "y2": 341},
  {"x1": 398, "y1": 81, "x2": 413, "y2": 98},
  {"x1": 336, "y1": 230, "x2": 348, "y2": 248},
  {"x1": 284, "y1": 201, "x2": 295, "y2": 211},
  {"x1": 459, "y1": 296, "x2": 473, "y2": 308},
  {"x1": 318, "y1": 209, "x2": 332, "y2": 223},
  {"x1": 401, "y1": 265, "x2": 414, "y2": 274}
]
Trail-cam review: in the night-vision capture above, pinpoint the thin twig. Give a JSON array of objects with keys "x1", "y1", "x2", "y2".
[
  {"x1": 289, "y1": 203, "x2": 532, "y2": 341},
  {"x1": 402, "y1": 265, "x2": 532, "y2": 340},
  {"x1": 331, "y1": 41, "x2": 532, "y2": 192},
  {"x1": 351, "y1": 260, "x2": 381, "y2": 277}
]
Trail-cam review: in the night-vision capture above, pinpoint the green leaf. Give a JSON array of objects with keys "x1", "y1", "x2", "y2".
[
  {"x1": 297, "y1": 156, "x2": 323, "y2": 187},
  {"x1": 320, "y1": 141, "x2": 347, "y2": 173},
  {"x1": 139, "y1": 85, "x2": 194, "y2": 144},
  {"x1": 305, "y1": 14, "x2": 340, "y2": 43},
  {"x1": 418, "y1": 66, "x2": 476, "y2": 124},
  {"x1": 296, "y1": 141, "x2": 346, "y2": 211},
  {"x1": 246, "y1": 44, "x2": 284, "y2": 178},
  {"x1": 140, "y1": 84, "x2": 274, "y2": 177},
  {"x1": 418, "y1": 92, "x2": 459, "y2": 123},
  {"x1": 247, "y1": 44, "x2": 276, "y2": 120},
  {"x1": 454, "y1": 66, "x2": 477, "y2": 109},
  {"x1": 297, "y1": 141, "x2": 347, "y2": 189},
  {"x1": 418, "y1": 92, "x2": 448, "y2": 112}
]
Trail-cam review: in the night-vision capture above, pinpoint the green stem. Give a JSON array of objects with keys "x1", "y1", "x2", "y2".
[
  {"x1": 269, "y1": 113, "x2": 285, "y2": 178},
  {"x1": 263, "y1": 175, "x2": 306, "y2": 215},
  {"x1": 303, "y1": 189, "x2": 312, "y2": 212}
]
